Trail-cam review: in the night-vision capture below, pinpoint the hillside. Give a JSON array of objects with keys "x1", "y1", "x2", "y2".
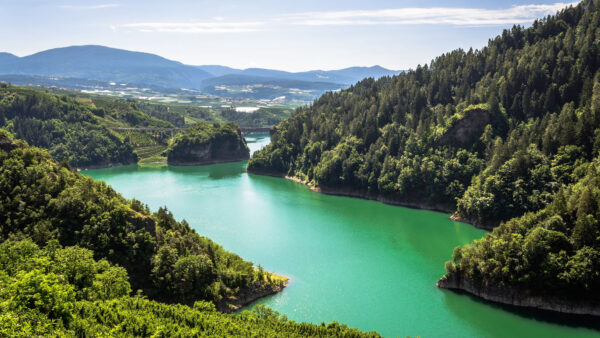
[
  {"x1": 198, "y1": 65, "x2": 401, "y2": 85},
  {"x1": 0, "y1": 45, "x2": 213, "y2": 89},
  {"x1": 0, "y1": 130, "x2": 378, "y2": 336},
  {"x1": 248, "y1": 0, "x2": 600, "y2": 313},
  {"x1": 166, "y1": 122, "x2": 250, "y2": 165},
  {"x1": 0, "y1": 45, "x2": 400, "y2": 101},
  {"x1": 0, "y1": 85, "x2": 142, "y2": 168}
]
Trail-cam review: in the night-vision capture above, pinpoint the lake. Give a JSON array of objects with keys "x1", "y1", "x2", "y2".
[{"x1": 85, "y1": 133, "x2": 599, "y2": 337}]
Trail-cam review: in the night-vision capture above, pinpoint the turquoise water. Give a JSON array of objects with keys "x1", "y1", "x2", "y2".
[{"x1": 85, "y1": 133, "x2": 599, "y2": 337}]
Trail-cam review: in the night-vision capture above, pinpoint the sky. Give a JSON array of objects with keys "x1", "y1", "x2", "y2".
[{"x1": 0, "y1": 0, "x2": 579, "y2": 72}]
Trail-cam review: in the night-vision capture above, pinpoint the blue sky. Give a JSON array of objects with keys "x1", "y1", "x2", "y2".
[{"x1": 0, "y1": 0, "x2": 578, "y2": 71}]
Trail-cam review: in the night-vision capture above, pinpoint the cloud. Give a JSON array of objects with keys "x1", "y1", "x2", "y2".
[
  {"x1": 60, "y1": 4, "x2": 120, "y2": 10},
  {"x1": 288, "y1": 3, "x2": 579, "y2": 26},
  {"x1": 114, "y1": 2, "x2": 577, "y2": 34},
  {"x1": 120, "y1": 21, "x2": 264, "y2": 33}
]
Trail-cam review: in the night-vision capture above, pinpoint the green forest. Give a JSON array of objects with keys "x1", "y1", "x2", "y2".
[
  {"x1": 0, "y1": 86, "x2": 141, "y2": 167},
  {"x1": 0, "y1": 85, "x2": 288, "y2": 167},
  {"x1": 248, "y1": 0, "x2": 600, "y2": 303},
  {"x1": 0, "y1": 130, "x2": 377, "y2": 336}
]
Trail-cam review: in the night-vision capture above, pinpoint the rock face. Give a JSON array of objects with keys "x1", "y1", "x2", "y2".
[
  {"x1": 0, "y1": 132, "x2": 19, "y2": 152},
  {"x1": 439, "y1": 107, "x2": 493, "y2": 148},
  {"x1": 438, "y1": 272, "x2": 600, "y2": 316},
  {"x1": 166, "y1": 122, "x2": 250, "y2": 165}
]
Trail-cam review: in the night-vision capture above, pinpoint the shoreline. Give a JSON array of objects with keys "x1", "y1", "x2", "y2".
[
  {"x1": 77, "y1": 160, "x2": 138, "y2": 171},
  {"x1": 249, "y1": 169, "x2": 600, "y2": 317},
  {"x1": 79, "y1": 161, "x2": 290, "y2": 312},
  {"x1": 247, "y1": 169, "x2": 492, "y2": 229},
  {"x1": 217, "y1": 274, "x2": 290, "y2": 313},
  {"x1": 438, "y1": 273, "x2": 600, "y2": 316},
  {"x1": 79, "y1": 157, "x2": 250, "y2": 170},
  {"x1": 167, "y1": 156, "x2": 250, "y2": 166}
]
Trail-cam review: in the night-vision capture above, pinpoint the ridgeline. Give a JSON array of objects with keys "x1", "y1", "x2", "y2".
[{"x1": 248, "y1": 0, "x2": 600, "y2": 314}]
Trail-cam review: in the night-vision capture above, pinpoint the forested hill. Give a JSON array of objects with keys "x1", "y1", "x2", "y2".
[
  {"x1": 248, "y1": 0, "x2": 600, "y2": 314},
  {"x1": 166, "y1": 122, "x2": 250, "y2": 165},
  {"x1": 0, "y1": 130, "x2": 377, "y2": 336},
  {"x1": 0, "y1": 85, "x2": 177, "y2": 168},
  {"x1": 249, "y1": 0, "x2": 600, "y2": 228}
]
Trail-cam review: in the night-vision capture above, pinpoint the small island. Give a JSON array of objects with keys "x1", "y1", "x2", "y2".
[{"x1": 166, "y1": 122, "x2": 250, "y2": 165}]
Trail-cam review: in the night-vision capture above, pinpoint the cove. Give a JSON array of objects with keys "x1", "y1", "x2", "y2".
[{"x1": 85, "y1": 133, "x2": 599, "y2": 337}]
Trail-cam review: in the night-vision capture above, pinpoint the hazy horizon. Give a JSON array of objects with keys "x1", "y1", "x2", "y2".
[{"x1": 1, "y1": 0, "x2": 578, "y2": 72}]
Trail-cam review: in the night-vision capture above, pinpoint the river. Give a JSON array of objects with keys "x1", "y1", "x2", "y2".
[{"x1": 84, "y1": 133, "x2": 599, "y2": 337}]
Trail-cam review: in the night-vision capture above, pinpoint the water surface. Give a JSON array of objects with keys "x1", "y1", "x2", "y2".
[{"x1": 85, "y1": 134, "x2": 599, "y2": 337}]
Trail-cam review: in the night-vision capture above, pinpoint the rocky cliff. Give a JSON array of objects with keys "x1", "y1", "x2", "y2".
[
  {"x1": 438, "y1": 272, "x2": 600, "y2": 316},
  {"x1": 166, "y1": 122, "x2": 250, "y2": 165}
]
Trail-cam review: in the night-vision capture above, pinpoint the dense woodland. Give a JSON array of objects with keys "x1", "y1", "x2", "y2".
[
  {"x1": 0, "y1": 129, "x2": 273, "y2": 304},
  {"x1": 0, "y1": 241, "x2": 375, "y2": 337},
  {"x1": 0, "y1": 85, "x2": 289, "y2": 167},
  {"x1": 0, "y1": 86, "x2": 143, "y2": 167},
  {"x1": 249, "y1": 0, "x2": 600, "y2": 302},
  {"x1": 0, "y1": 130, "x2": 377, "y2": 336}
]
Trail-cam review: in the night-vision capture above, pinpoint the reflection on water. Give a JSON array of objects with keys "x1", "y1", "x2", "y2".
[{"x1": 83, "y1": 134, "x2": 600, "y2": 338}]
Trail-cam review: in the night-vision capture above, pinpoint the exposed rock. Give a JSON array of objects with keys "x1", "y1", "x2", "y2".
[
  {"x1": 216, "y1": 278, "x2": 289, "y2": 313},
  {"x1": 0, "y1": 132, "x2": 19, "y2": 152},
  {"x1": 450, "y1": 212, "x2": 498, "y2": 230},
  {"x1": 166, "y1": 123, "x2": 250, "y2": 166},
  {"x1": 438, "y1": 272, "x2": 600, "y2": 316},
  {"x1": 128, "y1": 210, "x2": 156, "y2": 237},
  {"x1": 439, "y1": 107, "x2": 493, "y2": 148},
  {"x1": 168, "y1": 139, "x2": 249, "y2": 165},
  {"x1": 246, "y1": 171, "x2": 457, "y2": 215}
]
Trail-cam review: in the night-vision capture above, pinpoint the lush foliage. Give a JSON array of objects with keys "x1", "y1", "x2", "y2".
[
  {"x1": 0, "y1": 86, "x2": 140, "y2": 167},
  {"x1": 249, "y1": 0, "x2": 600, "y2": 303},
  {"x1": 447, "y1": 159, "x2": 600, "y2": 300},
  {"x1": 0, "y1": 130, "x2": 273, "y2": 305},
  {"x1": 0, "y1": 240, "x2": 377, "y2": 337},
  {"x1": 249, "y1": 0, "x2": 600, "y2": 226},
  {"x1": 165, "y1": 122, "x2": 249, "y2": 164},
  {"x1": 0, "y1": 131, "x2": 375, "y2": 336}
]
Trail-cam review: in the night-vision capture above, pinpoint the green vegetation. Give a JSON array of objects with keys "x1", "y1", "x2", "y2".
[
  {"x1": 0, "y1": 241, "x2": 376, "y2": 337},
  {"x1": 0, "y1": 130, "x2": 378, "y2": 335},
  {"x1": 36, "y1": 86, "x2": 294, "y2": 128},
  {"x1": 166, "y1": 122, "x2": 250, "y2": 165},
  {"x1": 0, "y1": 86, "x2": 139, "y2": 168},
  {"x1": 0, "y1": 129, "x2": 275, "y2": 304},
  {"x1": 447, "y1": 159, "x2": 600, "y2": 301},
  {"x1": 249, "y1": 0, "x2": 600, "y2": 307},
  {"x1": 0, "y1": 84, "x2": 290, "y2": 166}
]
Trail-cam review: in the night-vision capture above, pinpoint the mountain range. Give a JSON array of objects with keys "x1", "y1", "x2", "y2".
[{"x1": 0, "y1": 45, "x2": 401, "y2": 97}]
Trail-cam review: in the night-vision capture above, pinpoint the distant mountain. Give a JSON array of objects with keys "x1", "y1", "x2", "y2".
[
  {"x1": 0, "y1": 52, "x2": 18, "y2": 63},
  {"x1": 303, "y1": 65, "x2": 401, "y2": 84},
  {"x1": 195, "y1": 65, "x2": 242, "y2": 77},
  {"x1": 0, "y1": 45, "x2": 401, "y2": 99},
  {"x1": 205, "y1": 66, "x2": 401, "y2": 85},
  {"x1": 0, "y1": 45, "x2": 213, "y2": 89},
  {"x1": 200, "y1": 74, "x2": 342, "y2": 89}
]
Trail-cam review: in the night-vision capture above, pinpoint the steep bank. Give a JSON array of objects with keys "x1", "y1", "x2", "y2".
[
  {"x1": 0, "y1": 130, "x2": 281, "y2": 313},
  {"x1": 247, "y1": 169, "x2": 461, "y2": 219},
  {"x1": 217, "y1": 275, "x2": 289, "y2": 313},
  {"x1": 438, "y1": 273, "x2": 600, "y2": 316},
  {"x1": 166, "y1": 122, "x2": 250, "y2": 165}
]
